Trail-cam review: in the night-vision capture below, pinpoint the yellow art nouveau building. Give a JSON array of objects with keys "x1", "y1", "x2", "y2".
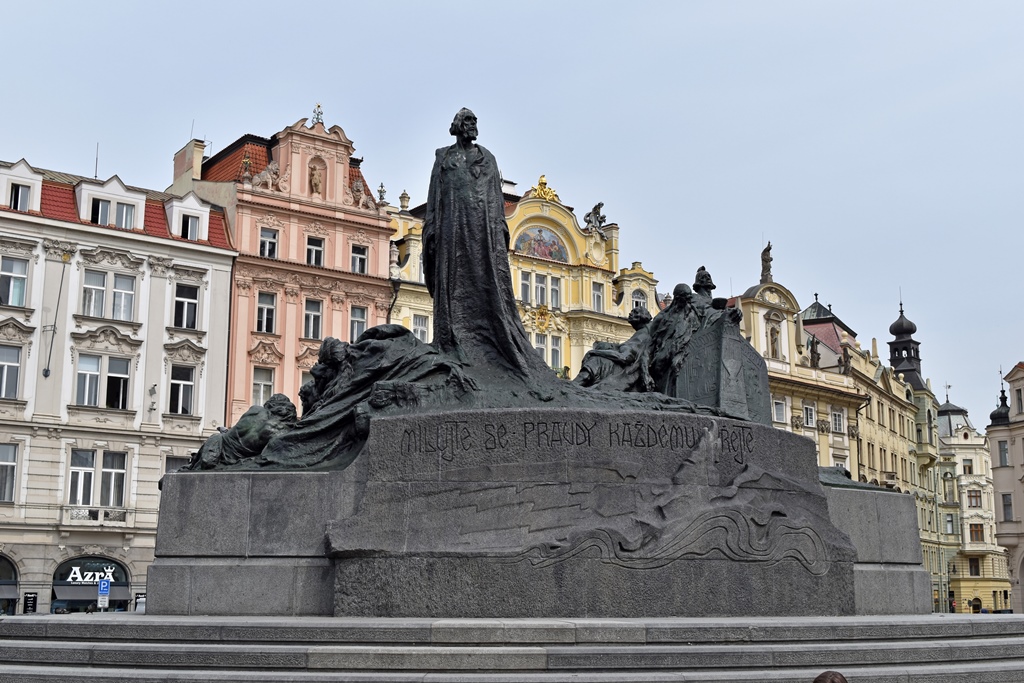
[{"x1": 388, "y1": 177, "x2": 657, "y2": 377}]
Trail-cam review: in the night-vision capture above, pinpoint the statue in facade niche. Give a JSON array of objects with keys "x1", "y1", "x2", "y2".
[{"x1": 309, "y1": 164, "x2": 322, "y2": 196}]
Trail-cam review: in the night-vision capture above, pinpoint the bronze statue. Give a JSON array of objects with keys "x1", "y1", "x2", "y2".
[
  {"x1": 760, "y1": 241, "x2": 773, "y2": 284},
  {"x1": 423, "y1": 108, "x2": 544, "y2": 378},
  {"x1": 185, "y1": 394, "x2": 297, "y2": 470}
]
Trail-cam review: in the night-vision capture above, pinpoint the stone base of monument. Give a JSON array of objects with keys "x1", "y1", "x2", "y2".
[{"x1": 146, "y1": 409, "x2": 927, "y2": 618}]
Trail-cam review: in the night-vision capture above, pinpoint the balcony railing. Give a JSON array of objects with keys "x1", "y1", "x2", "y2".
[{"x1": 60, "y1": 506, "x2": 133, "y2": 526}]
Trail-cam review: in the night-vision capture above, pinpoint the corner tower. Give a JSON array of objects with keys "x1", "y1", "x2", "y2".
[{"x1": 888, "y1": 303, "x2": 926, "y2": 391}]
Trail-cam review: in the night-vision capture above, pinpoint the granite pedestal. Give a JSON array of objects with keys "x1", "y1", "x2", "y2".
[{"x1": 151, "y1": 408, "x2": 861, "y2": 618}]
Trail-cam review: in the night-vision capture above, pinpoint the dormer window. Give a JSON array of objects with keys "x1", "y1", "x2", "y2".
[
  {"x1": 180, "y1": 215, "x2": 199, "y2": 240},
  {"x1": 91, "y1": 199, "x2": 110, "y2": 225},
  {"x1": 9, "y1": 184, "x2": 29, "y2": 211},
  {"x1": 115, "y1": 202, "x2": 134, "y2": 229}
]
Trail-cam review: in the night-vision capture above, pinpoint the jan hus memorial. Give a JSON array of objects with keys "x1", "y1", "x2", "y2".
[{"x1": 149, "y1": 109, "x2": 917, "y2": 618}]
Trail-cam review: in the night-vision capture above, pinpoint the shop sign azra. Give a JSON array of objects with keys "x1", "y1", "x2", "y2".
[{"x1": 66, "y1": 565, "x2": 117, "y2": 584}]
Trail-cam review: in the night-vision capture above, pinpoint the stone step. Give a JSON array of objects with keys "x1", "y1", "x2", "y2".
[
  {"x1": 3, "y1": 636, "x2": 1024, "y2": 672},
  {"x1": 1, "y1": 661, "x2": 1024, "y2": 683},
  {"x1": 4, "y1": 614, "x2": 1024, "y2": 645}
]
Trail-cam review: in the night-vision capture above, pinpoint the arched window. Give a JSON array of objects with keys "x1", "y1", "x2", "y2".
[
  {"x1": 0, "y1": 555, "x2": 17, "y2": 615},
  {"x1": 51, "y1": 556, "x2": 131, "y2": 614},
  {"x1": 631, "y1": 289, "x2": 647, "y2": 310}
]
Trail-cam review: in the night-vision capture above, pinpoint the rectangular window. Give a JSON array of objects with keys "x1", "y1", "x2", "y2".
[
  {"x1": 868, "y1": 443, "x2": 875, "y2": 469},
  {"x1": 256, "y1": 292, "x2": 276, "y2": 333},
  {"x1": 969, "y1": 523, "x2": 984, "y2": 543},
  {"x1": 1003, "y1": 493, "x2": 1014, "y2": 522},
  {"x1": 76, "y1": 355, "x2": 101, "y2": 406},
  {"x1": 535, "y1": 274, "x2": 547, "y2": 307},
  {"x1": 100, "y1": 451, "x2": 126, "y2": 507},
  {"x1": 413, "y1": 314, "x2": 429, "y2": 343},
  {"x1": 0, "y1": 256, "x2": 28, "y2": 307},
  {"x1": 169, "y1": 365, "x2": 194, "y2": 415},
  {"x1": 963, "y1": 459, "x2": 974, "y2": 476},
  {"x1": 303, "y1": 299, "x2": 322, "y2": 340},
  {"x1": 551, "y1": 335, "x2": 561, "y2": 371},
  {"x1": 592, "y1": 282, "x2": 604, "y2": 312},
  {"x1": 69, "y1": 449, "x2": 95, "y2": 505},
  {"x1": 259, "y1": 228, "x2": 278, "y2": 258},
  {"x1": 173, "y1": 284, "x2": 199, "y2": 329},
  {"x1": 306, "y1": 237, "x2": 324, "y2": 267},
  {"x1": 878, "y1": 403, "x2": 885, "y2": 427},
  {"x1": 9, "y1": 183, "x2": 29, "y2": 211},
  {"x1": 165, "y1": 455, "x2": 190, "y2": 473},
  {"x1": 1017, "y1": 389, "x2": 1023, "y2": 414},
  {"x1": 350, "y1": 306, "x2": 367, "y2": 341},
  {"x1": 91, "y1": 198, "x2": 110, "y2": 225},
  {"x1": 252, "y1": 367, "x2": 274, "y2": 406},
  {"x1": 520, "y1": 272, "x2": 531, "y2": 303},
  {"x1": 0, "y1": 345, "x2": 20, "y2": 399},
  {"x1": 114, "y1": 202, "x2": 134, "y2": 229},
  {"x1": 0, "y1": 443, "x2": 15, "y2": 502},
  {"x1": 831, "y1": 409, "x2": 844, "y2": 434},
  {"x1": 180, "y1": 214, "x2": 199, "y2": 240},
  {"x1": 351, "y1": 245, "x2": 368, "y2": 274},
  {"x1": 82, "y1": 270, "x2": 105, "y2": 317},
  {"x1": 946, "y1": 513, "x2": 954, "y2": 535},
  {"x1": 999, "y1": 441, "x2": 1009, "y2": 467},
  {"x1": 534, "y1": 333, "x2": 547, "y2": 362},
  {"x1": 773, "y1": 400, "x2": 785, "y2": 423},
  {"x1": 968, "y1": 489, "x2": 982, "y2": 508},
  {"x1": 804, "y1": 406, "x2": 815, "y2": 428},
  {"x1": 969, "y1": 557, "x2": 981, "y2": 576},
  {"x1": 111, "y1": 274, "x2": 135, "y2": 321},
  {"x1": 105, "y1": 357, "x2": 130, "y2": 410}
]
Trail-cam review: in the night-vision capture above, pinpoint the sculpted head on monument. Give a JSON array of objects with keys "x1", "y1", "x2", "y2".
[
  {"x1": 449, "y1": 107, "x2": 478, "y2": 141},
  {"x1": 627, "y1": 306, "x2": 652, "y2": 330}
]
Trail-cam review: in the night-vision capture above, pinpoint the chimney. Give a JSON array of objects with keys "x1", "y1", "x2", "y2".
[{"x1": 173, "y1": 139, "x2": 207, "y2": 186}]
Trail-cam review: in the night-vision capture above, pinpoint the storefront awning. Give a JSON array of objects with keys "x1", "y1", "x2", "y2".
[
  {"x1": 52, "y1": 584, "x2": 132, "y2": 601},
  {"x1": 0, "y1": 584, "x2": 18, "y2": 599}
]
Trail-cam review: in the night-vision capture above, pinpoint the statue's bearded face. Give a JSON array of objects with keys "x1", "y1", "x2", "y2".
[{"x1": 459, "y1": 114, "x2": 478, "y2": 140}]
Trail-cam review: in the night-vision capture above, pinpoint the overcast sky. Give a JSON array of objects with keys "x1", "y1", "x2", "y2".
[{"x1": 3, "y1": 1, "x2": 1022, "y2": 424}]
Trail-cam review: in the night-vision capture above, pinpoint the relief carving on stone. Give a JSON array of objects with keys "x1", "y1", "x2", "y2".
[
  {"x1": 255, "y1": 212, "x2": 285, "y2": 230},
  {"x1": 78, "y1": 246, "x2": 146, "y2": 276},
  {"x1": 816, "y1": 419, "x2": 832, "y2": 434},
  {"x1": 248, "y1": 339, "x2": 283, "y2": 366},
  {"x1": 169, "y1": 266, "x2": 208, "y2": 284},
  {"x1": 350, "y1": 229, "x2": 372, "y2": 246},
  {"x1": 276, "y1": 164, "x2": 291, "y2": 193},
  {"x1": 0, "y1": 318, "x2": 35, "y2": 349},
  {"x1": 791, "y1": 414, "x2": 804, "y2": 430},
  {"x1": 296, "y1": 344, "x2": 319, "y2": 370},
  {"x1": 70, "y1": 325, "x2": 143, "y2": 358},
  {"x1": 149, "y1": 256, "x2": 173, "y2": 276},
  {"x1": 305, "y1": 221, "x2": 330, "y2": 237},
  {"x1": 0, "y1": 236, "x2": 39, "y2": 262},
  {"x1": 43, "y1": 239, "x2": 77, "y2": 261}
]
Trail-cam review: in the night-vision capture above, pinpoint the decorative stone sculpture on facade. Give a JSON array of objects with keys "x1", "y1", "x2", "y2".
[
  {"x1": 251, "y1": 161, "x2": 280, "y2": 191},
  {"x1": 584, "y1": 201, "x2": 607, "y2": 238}
]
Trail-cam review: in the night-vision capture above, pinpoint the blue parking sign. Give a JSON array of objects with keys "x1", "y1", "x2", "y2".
[{"x1": 98, "y1": 579, "x2": 111, "y2": 596}]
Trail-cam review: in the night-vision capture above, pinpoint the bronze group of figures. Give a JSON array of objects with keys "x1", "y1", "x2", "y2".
[{"x1": 182, "y1": 109, "x2": 763, "y2": 472}]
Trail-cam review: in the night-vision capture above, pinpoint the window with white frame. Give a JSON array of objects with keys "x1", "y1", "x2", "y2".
[
  {"x1": 999, "y1": 441, "x2": 1009, "y2": 467},
  {"x1": 0, "y1": 345, "x2": 19, "y2": 399},
  {"x1": 550, "y1": 277, "x2": 561, "y2": 310},
  {"x1": 69, "y1": 449, "x2": 95, "y2": 506},
  {"x1": 304, "y1": 299, "x2": 322, "y2": 340},
  {"x1": 68, "y1": 449, "x2": 127, "y2": 507},
  {"x1": 0, "y1": 256, "x2": 28, "y2": 307},
  {"x1": 8, "y1": 183, "x2": 29, "y2": 211},
  {"x1": 180, "y1": 214, "x2": 199, "y2": 240},
  {"x1": 259, "y1": 228, "x2": 278, "y2": 258},
  {"x1": 256, "y1": 292, "x2": 276, "y2": 333},
  {"x1": 520, "y1": 272, "x2": 531, "y2": 303},
  {"x1": 90, "y1": 198, "x2": 110, "y2": 225},
  {"x1": 804, "y1": 405, "x2": 815, "y2": 428},
  {"x1": 82, "y1": 271, "x2": 136, "y2": 321},
  {"x1": 413, "y1": 314, "x2": 429, "y2": 343},
  {"x1": 252, "y1": 367, "x2": 275, "y2": 406},
  {"x1": 592, "y1": 283, "x2": 604, "y2": 312},
  {"x1": 173, "y1": 284, "x2": 199, "y2": 329},
  {"x1": 968, "y1": 489, "x2": 982, "y2": 508},
  {"x1": 1003, "y1": 494, "x2": 1013, "y2": 522},
  {"x1": 169, "y1": 365, "x2": 195, "y2": 415},
  {"x1": 773, "y1": 400, "x2": 786, "y2": 423},
  {"x1": 535, "y1": 275, "x2": 547, "y2": 307},
  {"x1": 534, "y1": 333, "x2": 548, "y2": 361},
  {"x1": 551, "y1": 336, "x2": 562, "y2": 371},
  {"x1": 350, "y1": 306, "x2": 367, "y2": 341},
  {"x1": 632, "y1": 290, "x2": 647, "y2": 309},
  {"x1": 75, "y1": 355, "x2": 130, "y2": 409},
  {"x1": 0, "y1": 443, "x2": 15, "y2": 502},
  {"x1": 100, "y1": 451, "x2": 126, "y2": 507},
  {"x1": 115, "y1": 202, "x2": 135, "y2": 229},
  {"x1": 351, "y1": 245, "x2": 368, "y2": 274},
  {"x1": 831, "y1": 408, "x2": 845, "y2": 433},
  {"x1": 306, "y1": 237, "x2": 324, "y2": 267}
]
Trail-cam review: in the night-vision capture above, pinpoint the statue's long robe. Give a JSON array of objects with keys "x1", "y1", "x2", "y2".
[{"x1": 423, "y1": 143, "x2": 542, "y2": 377}]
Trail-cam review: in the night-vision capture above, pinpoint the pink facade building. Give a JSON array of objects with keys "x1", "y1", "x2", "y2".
[{"x1": 171, "y1": 116, "x2": 394, "y2": 424}]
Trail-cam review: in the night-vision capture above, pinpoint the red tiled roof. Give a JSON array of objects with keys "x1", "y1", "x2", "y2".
[
  {"x1": 40, "y1": 183, "x2": 80, "y2": 222},
  {"x1": 207, "y1": 211, "x2": 231, "y2": 249},
  {"x1": 348, "y1": 166, "x2": 376, "y2": 204},
  {"x1": 143, "y1": 200, "x2": 170, "y2": 239},
  {"x1": 204, "y1": 142, "x2": 269, "y2": 183},
  {"x1": 804, "y1": 321, "x2": 844, "y2": 355}
]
